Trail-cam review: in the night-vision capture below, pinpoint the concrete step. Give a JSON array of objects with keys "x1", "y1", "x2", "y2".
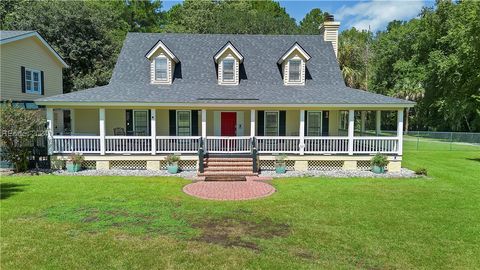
[{"x1": 204, "y1": 166, "x2": 252, "y2": 171}]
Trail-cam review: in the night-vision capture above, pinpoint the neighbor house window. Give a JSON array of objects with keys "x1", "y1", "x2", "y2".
[
  {"x1": 155, "y1": 57, "x2": 168, "y2": 81},
  {"x1": 222, "y1": 59, "x2": 235, "y2": 82},
  {"x1": 307, "y1": 111, "x2": 322, "y2": 136},
  {"x1": 133, "y1": 110, "x2": 149, "y2": 136},
  {"x1": 288, "y1": 60, "x2": 301, "y2": 82},
  {"x1": 177, "y1": 110, "x2": 191, "y2": 136},
  {"x1": 25, "y1": 69, "x2": 41, "y2": 94},
  {"x1": 265, "y1": 111, "x2": 279, "y2": 136}
]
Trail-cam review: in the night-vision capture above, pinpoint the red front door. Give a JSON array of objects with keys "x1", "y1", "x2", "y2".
[{"x1": 221, "y1": 112, "x2": 237, "y2": 136}]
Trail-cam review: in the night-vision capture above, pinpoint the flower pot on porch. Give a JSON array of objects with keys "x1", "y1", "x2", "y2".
[
  {"x1": 66, "y1": 162, "x2": 82, "y2": 172},
  {"x1": 167, "y1": 162, "x2": 179, "y2": 174},
  {"x1": 275, "y1": 166, "x2": 286, "y2": 174},
  {"x1": 372, "y1": 165, "x2": 385, "y2": 174}
]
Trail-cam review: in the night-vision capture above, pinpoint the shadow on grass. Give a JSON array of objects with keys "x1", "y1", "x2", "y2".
[
  {"x1": 1, "y1": 183, "x2": 28, "y2": 200},
  {"x1": 466, "y1": 158, "x2": 480, "y2": 163}
]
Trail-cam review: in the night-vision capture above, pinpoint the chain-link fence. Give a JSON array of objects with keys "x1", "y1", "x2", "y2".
[{"x1": 404, "y1": 131, "x2": 480, "y2": 151}]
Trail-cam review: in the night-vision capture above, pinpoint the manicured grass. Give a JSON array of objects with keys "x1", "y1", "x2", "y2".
[{"x1": 1, "y1": 142, "x2": 479, "y2": 269}]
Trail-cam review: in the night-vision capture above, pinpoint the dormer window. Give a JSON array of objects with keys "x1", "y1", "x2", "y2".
[
  {"x1": 214, "y1": 42, "x2": 244, "y2": 85},
  {"x1": 222, "y1": 59, "x2": 235, "y2": 82},
  {"x1": 145, "y1": 40, "x2": 179, "y2": 85},
  {"x1": 155, "y1": 57, "x2": 168, "y2": 81},
  {"x1": 278, "y1": 42, "x2": 311, "y2": 86},
  {"x1": 288, "y1": 59, "x2": 301, "y2": 83}
]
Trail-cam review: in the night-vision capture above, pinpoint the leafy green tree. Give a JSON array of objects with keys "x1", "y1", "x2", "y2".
[
  {"x1": 338, "y1": 28, "x2": 372, "y2": 90},
  {"x1": 299, "y1": 8, "x2": 328, "y2": 34}
]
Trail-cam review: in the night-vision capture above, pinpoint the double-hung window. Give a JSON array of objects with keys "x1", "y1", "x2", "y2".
[
  {"x1": 155, "y1": 57, "x2": 168, "y2": 81},
  {"x1": 222, "y1": 59, "x2": 235, "y2": 82},
  {"x1": 133, "y1": 110, "x2": 149, "y2": 136},
  {"x1": 25, "y1": 69, "x2": 41, "y2": 94},
  {"x1": 288, "y1": 59, "x2": 301, "y2": 83},
  {"x1": 265, "y1": 111, "x2": 279, "y2": 136},
  {"x1": 177, "y1": 110, "x2": 191, "y2": 136},
  {"x1": 307, "y1": 111, "x2": 322, "y2": 136}
]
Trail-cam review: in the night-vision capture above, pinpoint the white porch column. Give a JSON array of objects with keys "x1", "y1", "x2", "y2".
[
  {"x1": 150, "y1": 109, "x2": 156, "y2": 155},
  {"x1": 46, "y1": 107, "x2": 54, "y2": 155},
  {"x1": 360, "y1": 111, "x2": 366, "y2": 134},
  {"x1": 70, "y1": 109, "x2": 75, "y2": 134},
  {"x1": 299, "y1": 110, "x2": 305, "y2": 155},
  {"x1": 348, "y1": 109, "x2": 355, "y2": 155},
  {"x1": 376, "y1": 110, "x2": 381, "y2": 135},
  {"x1": 201, "y1": 109, "x2": 207, "y2": 139},
  {"x1": 250, "y1": 109, "x2": 256, "y2": 137},
  {"x1": 99, "y1": 108, "x2": 105, "y2": 155},
  {"x1": 397, "y1": 109, "x2": 404, "y2": 155}
]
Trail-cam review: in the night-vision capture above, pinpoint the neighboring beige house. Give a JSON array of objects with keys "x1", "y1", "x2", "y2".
[
  {"x1": 36, "y1": 17, "x2": 414, "y2": 177},
  {"x1": 0, "y1": 30, "x2": 68, "y2": 134}
]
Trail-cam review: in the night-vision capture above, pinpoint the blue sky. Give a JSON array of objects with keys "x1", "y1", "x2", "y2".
[{"x1": 161, "y1": 0, "x2": 435, "y2": 32}]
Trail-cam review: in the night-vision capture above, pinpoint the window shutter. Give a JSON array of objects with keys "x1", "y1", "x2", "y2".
[
  {"x1": 279, "y1": 111, "x2": 286, "y2": 136},
  {"x1": 257, "y1": 111, "x2": 264, "y2": 136},
  {"x1": 304, "y1": 111, "x2": 308, "y2": 136},
  {"x1": 169, "y1": 110, "x2": 176, "y2": 136},
  {"x1": 322, "y1": 111, "x2": 329, "y2": 136},
  {"x1": 21, "y1": 66, "x2": 25, "y2": 93},
  {"x1": 191, "y1": 110, "x2": 199, "y2": 136},
  {"x1": 40, "y1": 71, "x2": 45, "y2": 95},
  {"x1": 126, "y1": 110, "x2": 133, "y2": 135}
]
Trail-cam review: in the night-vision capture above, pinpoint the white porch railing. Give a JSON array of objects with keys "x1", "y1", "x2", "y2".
[
  {"x1": 50, "y1": 135, "x2": 401, "y2": 155},
  {"x1": 256, "y1": 136, "x2": 300, "y2": 153},
  {"x1": 304, "y1": 136, "x2": 349, "y2": 154},
  {"x1": 52, "y1": 136, "x2": 101, "y2": 153},
  {"x1": 353, "y1": 137, "x2": 398, "y2": 154},
  {"x1": 205, "y1": 136, "x2": 251, "y2": 153},
  {"x1": 105, "y1": 136, "x2": 152, "y2": 154},
  {"x1": 156, "y1": 136, "x2": 201, "y2": 153}
]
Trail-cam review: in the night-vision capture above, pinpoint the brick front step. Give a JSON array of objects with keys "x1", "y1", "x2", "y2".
[
  {"x1": 198, "y1": 171, "x2": 258, "y2": 176},
  {"x1": 204, "y1": 166, "x2": 253, "y2": 171},
  {"x1": 204, "y1": 161, "x2": 253, "y2": 167},
  {"x1": 204, "y1": 157, "x2": 252, "y2": 162},
  {"x1": 204, "y1": 175, "x2": 247, "y2": 182}
]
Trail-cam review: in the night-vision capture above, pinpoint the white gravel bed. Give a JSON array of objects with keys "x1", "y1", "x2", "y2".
[
  {"x1": 260, "y1": 168, "x2": 418, "y2": 178},
  {"x1": 53, "y1": 169, "x2": 197, "y2": 179}
]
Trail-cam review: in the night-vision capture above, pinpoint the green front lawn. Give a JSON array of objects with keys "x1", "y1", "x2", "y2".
[{"x1": 1, "y1": 142, "x2": 479, "y2": 269}]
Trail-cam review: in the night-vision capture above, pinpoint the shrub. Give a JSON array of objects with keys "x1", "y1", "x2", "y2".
[
  {"x1": 0, "y1": 102, "x2": 46, "y2": 172},
  {"x1": 371, "y1": 153, "x2": 389, "y2": 168},
  {"x1": 415, "y1": 168, "x2": 428, "y2": 176},
  {"x1": 165, "y1": 154, "x2": 180, "y2": 165},
  {"x1": 68, "y1": 152, "x2": 85, "y2": 165},
  {"x1": 275, "y1": 154, "x2": 287, "y2": 167}
]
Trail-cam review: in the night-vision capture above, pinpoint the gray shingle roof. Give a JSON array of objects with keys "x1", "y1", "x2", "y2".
[
  {"x1": 0, "y1": 30, "x2": 35, "y2": 41},
  {"x1": 37, "y1": 33, "x2": 413, "y2": 106}
]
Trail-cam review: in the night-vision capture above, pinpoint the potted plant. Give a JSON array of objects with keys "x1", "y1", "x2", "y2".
[
  {"x1": 66, "y1": 152, "x2": 84, "y2": 172},
  {"x1": 371, "y1": 153, "x2": 388, "y2": 174},
  {"x1": 165, "y1": 154, "x2": 180, "y2": 174},
  {"x1": 275, "y1": 154, "x2": 287, "y2": 174}
]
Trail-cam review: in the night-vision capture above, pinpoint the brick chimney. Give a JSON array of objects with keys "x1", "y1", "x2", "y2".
[{"x1": 319, "y1": 14, "x2": 340, "y2": 58}]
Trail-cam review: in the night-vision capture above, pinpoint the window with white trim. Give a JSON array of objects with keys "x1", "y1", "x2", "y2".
[
  {"x1": 265, "y1": 111, "x2": 279, "y2": 136},
  {"x1": 307, "y1": 111, "x2": 322, "y2": 136},
  {"x1": 288, "y1": 59, "x2": 301, "y2": 83},
  {"x1": 155, "y1": 57, "x2": 168, "y2": 81},
  {"x1": 133, "y1": 110, "x2": 149, "y2": 136},
  {"x1": 222, "y1": 59, "x2": 235, "y2": 82},
  {"x1": 177, "y1": 110, "x2": 191, "y2": 136},
  {"x1": 25, "y1": 69, "x2": 41, "y2": 94}
]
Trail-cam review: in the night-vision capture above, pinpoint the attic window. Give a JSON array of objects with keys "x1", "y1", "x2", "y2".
[
  {"x1": 155, "y1": 57, "x2": 168, "y2": 81},
  {"x1": 222, "y1": 59, "x2": 235, "y2": 82},
  {"x1": 288, "y1": 60, "x2": 301, "y2": 82}
]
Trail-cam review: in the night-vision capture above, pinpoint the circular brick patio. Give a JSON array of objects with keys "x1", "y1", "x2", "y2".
[{"x1": 183, "y1": 181, "x2": 275, "y2": 201}]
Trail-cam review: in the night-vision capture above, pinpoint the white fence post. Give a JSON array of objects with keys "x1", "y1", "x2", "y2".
[
  {"x1": 99, "y1": 108, "x2": 105, "y2": 155},
  {"x1": 46, "y1": 108, "x2": 54, "y2": 155},
  {"x1": 397, "y1": 109, "x2": 404, "y2": 155},
  {"x1": 299, "y1": 110, "x2": 305, "y2": 155},
  {"x1": 348, "y1": 109, "x2": 354, "y2": 155},
  {"x1": 151, "y1": 109, "x2": 156, "y2": 155}
]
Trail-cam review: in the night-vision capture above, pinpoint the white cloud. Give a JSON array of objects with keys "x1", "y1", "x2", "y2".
[{"x1": 335, "y1": 1, "x2": 425, "y2": 32}]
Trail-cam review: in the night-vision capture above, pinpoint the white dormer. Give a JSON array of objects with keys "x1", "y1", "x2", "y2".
[
  {"x1": 214, "y1": 42, "x2": 244, "y2": 85},
  {"x1": 145, "y1": 40, "x2": 179, "y2": 85},
  {"x1": 278, "y1": 43, "x2": 311, "y2": 86}
]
